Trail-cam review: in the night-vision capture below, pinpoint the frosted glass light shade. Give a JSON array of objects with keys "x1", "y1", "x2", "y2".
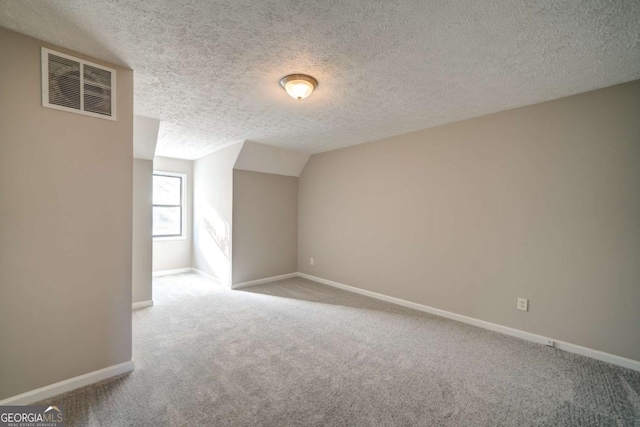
[{"x1": 280, "y1": 74, "x2": 318, "y2": 100}]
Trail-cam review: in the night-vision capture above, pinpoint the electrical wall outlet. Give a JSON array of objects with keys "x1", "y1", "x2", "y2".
[
  {"x1": 517, "y1": 297, "x2": 528, "y2": 311},
  {"x1": 310, "y1": 258, "x2": 314, "y2": 266}
]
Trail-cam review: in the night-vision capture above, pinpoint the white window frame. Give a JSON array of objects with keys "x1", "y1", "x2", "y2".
[{"x1": 153, "y1": 171, "x2": 187, "y2": 241}]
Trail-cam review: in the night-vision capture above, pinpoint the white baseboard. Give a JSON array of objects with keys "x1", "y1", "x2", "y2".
[
  {"x1": 157, "y1": 267, "x2": 227, "y2": 287},
  {"x1": 0, "y1": 360, "x2": 134, "y2": 406},
  {"x1": 232, "y1": 273, "x2": 298, "y2": 290},
  {"x1": 153, "y1": 267, "x2": 222, "y2": 285},
  {"x1": 297, "y1": 273, "x2": 640, "y2": 372},
  {"x1": 132, "y1": 300, "x2": 153, "y2": 310},
  {"x1": 152, "y1": 267, "x2": 192, "y2": 277}
]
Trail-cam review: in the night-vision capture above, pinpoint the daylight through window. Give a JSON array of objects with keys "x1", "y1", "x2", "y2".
[{"x1": 152, "y1": 173, "x2": 184, "y2": 238}]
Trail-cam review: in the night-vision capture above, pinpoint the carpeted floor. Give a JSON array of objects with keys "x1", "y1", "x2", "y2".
[{"x1": 37, "y1": 273, "x2": 640, "y2": 426}]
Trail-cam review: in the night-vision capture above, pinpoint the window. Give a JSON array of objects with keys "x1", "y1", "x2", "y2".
[{"x1": 153, "y1": 172, "x2": 186, "y2": 239}]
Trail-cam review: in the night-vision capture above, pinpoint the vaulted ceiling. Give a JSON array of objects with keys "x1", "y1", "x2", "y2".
[{"x1": 1, "y1": 0, "x2": 639, "y2": 159}]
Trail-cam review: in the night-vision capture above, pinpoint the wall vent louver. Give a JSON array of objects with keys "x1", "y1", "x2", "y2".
[{"x1": 41, "y1": 48, "x2": 116, "y2": 120}]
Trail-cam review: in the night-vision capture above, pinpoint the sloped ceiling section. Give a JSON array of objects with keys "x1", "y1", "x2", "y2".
[
  {"x1": 1, "y1": 1, "x2": 639, "y2": 159},
  {"x1": 234, "y1": 141, "x2": 310, "y2": 177},
  {"x1": 133, "y1": 115, "x2": 159, "y2": 160},
  {"x1": 154, "y1": 121, "x2": 245, "y2": 160}
]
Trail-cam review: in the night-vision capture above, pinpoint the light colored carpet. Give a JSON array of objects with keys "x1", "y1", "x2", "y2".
[{"x1": 38, "y1": 273, "x2": 640, "y2": 426}]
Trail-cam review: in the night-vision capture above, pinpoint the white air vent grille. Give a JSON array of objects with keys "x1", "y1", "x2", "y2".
[
  {"x1": 83, "y1": 64, "x2": 112, "y2": 116},
  {"x1": 47, "y1": 54, "x2": 81, "y2": 110},
  {"x1": 42, "y1": 48, "x2": 116, "y2": 120}
]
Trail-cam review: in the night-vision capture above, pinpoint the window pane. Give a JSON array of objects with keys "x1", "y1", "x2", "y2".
[
  {"x1": 153, "y1": 175, "x2": 181, "y2": 206},
  {"x1": 153, "y1": 206, "x2": 181, "y2": 236}
]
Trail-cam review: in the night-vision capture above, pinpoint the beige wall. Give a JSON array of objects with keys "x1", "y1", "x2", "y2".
[
  {"x1": 299, "y1": 80, "x2": 640, "y2": 361},
  {"x1": 0, "y1": 28, "x2": 133, "y2": 399},
  {"x1": 193, "y1": 143, "x2": 243, "y2": 286},
  {"x1": 232, "y1": 170, "x2": 298, "y2": 284},
  {"x1": 133, "y1": 159, "x2": 153, "y2": 303},
  {"x1": 152, "y1": 156, "x2": 193, "y2": 272}
]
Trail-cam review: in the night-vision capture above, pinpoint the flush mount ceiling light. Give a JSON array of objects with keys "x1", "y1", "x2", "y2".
[{"x1": 279, "y1": 74, "x2": 318, "y2": 100}]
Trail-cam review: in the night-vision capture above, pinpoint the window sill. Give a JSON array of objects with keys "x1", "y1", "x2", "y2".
[{"x1": 153, "y1": 235, "x2": 187, "y2": 242}]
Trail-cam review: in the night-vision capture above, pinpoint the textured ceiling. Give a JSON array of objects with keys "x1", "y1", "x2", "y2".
[
  {"x1": 235, "y1": 141, "x2": 310, "y2": 177},
  {"x1": 1, "y1": 1, "x2": 639, "y2": 159}
]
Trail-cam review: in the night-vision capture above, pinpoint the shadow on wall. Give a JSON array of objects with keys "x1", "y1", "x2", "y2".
[{"x1": 195, "y1": 201, "x2": 230, "y2": 285}]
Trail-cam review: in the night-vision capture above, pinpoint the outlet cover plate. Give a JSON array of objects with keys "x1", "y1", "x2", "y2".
[{"x1": 517, "y1": 297, "x2": 528, "y2": 311}]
